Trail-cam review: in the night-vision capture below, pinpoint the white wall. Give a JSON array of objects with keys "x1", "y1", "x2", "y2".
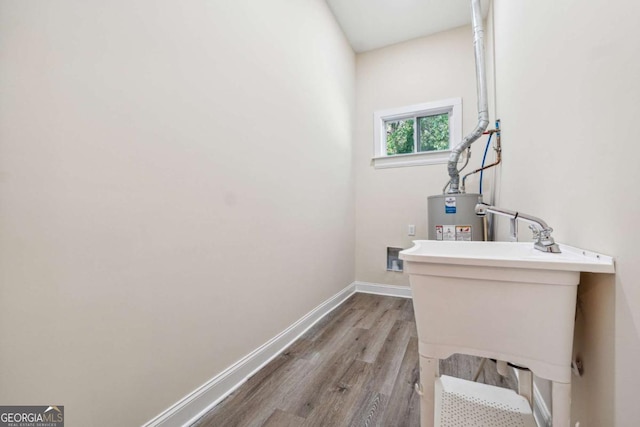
[
  {"x1": 4, "y1": 0, "x2": 637, "y2": 425},
  {"x1": 354, "y1": 25, "x2": 495, "y2": 286},
  {"x1": 492, "y1": 0, "x2": 640, "y2": 425},
  {"x1": 0, "y1": 1, "x2": 355, "y2": 426}
]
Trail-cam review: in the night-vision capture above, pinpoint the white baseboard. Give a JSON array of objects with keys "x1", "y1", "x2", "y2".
[
  {"x1": 354, "y1": 281, "x2": 412, "y2": 298},
  {"x1": 142, "y1": 283, "x2": 357, "y2": 427},
  {"x1": 143, "y1": 281, "x2": 412, "y2": 427}
]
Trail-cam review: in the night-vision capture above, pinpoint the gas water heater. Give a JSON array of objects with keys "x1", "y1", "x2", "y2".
[
  {"x1": 427, "y1": 193, "x2": 484, "y2": 241},
  {"x1": 425, "y1": 0, "x2": 500, "y2": 243}
]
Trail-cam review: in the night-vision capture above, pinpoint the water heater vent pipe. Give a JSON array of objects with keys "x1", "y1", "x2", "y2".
[{"x1": 446, "y1": 0, "x2": 489, "y2": 194}]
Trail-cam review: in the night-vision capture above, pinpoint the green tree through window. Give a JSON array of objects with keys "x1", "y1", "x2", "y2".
[
  {"x1": 385, "y1": 114, "x2": 449, "y2": 156},
  {"x1": 374, "y1": 98, "x2": 460, "y2": 168},
  {"x1": 418, "y1": 113, "x2": 449, "y2": 152},
  {"x1": 386, "y1": 119, "x2": 414, "y2": 155}
]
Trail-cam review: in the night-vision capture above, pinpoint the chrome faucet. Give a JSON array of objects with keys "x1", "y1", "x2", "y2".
[{"x1": 475, "y1": 203, "x2": 561, "y2": 253}]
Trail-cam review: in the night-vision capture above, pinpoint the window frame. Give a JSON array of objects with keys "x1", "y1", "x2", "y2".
[{"x1": 372, "y1": 97, "x2": 462, "y2": 169}]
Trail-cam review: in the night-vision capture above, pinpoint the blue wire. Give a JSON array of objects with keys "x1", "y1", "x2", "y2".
[{"x1": 479, "y1": 133, "x2": 493, "y2": 195}]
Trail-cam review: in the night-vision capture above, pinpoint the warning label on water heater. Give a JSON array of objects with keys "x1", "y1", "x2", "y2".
[
  {"x1": 444, "y1": 197, "x2": 457, "y2": 214},
  {"x1": 437, "y1": 225, "x2": 472, "y2": 241},
  {"x1": 455, "y1": 225, "x2": 472, "y2": 241},
  {"x1": 441, "y1": 225, "x2": 456, "y2": 241}
]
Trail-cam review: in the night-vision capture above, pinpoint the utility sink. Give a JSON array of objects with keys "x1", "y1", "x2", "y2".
[
  {"x1": 400, "y1": 240, "x2": 614, "y2": 273},
  {"x1": 400, "y1": 240, "x2": 615, "y2": 427}
]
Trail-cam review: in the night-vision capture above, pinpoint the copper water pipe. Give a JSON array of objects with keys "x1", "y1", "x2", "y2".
[{"x1": 461, "y1": 128, "x2": 502, "y2": 192}]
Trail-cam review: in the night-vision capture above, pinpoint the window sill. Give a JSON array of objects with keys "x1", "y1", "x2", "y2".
[{"x1": 372, "y1": 150, "x2": 451, "y2": 169}]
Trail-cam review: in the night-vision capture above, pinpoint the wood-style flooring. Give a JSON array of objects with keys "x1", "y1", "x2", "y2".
[{"x1": 193, "y1": 293, "x2": 517, "y2": 427}]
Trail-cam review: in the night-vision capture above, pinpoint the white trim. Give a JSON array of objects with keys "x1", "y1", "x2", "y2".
[
  {"x1": 142, "y1": 283, "x2": 357, "y2": 427},
  {"x1": 354, "y1": 281, "x2": 412, "y2": 298},
  {"x1": 372, "y1": 150, "x2": 451, "y2": 169},
  {"x1": 372, "y1": 97, "x2": 462, "y2": 169}
]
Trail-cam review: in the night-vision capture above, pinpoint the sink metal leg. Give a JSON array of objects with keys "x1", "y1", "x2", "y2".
[
  {"x1": 419, "y1": 355, "x2": 439, "y2": 427},
  {"x1": 517, "y1": 369, "x2": 533, "y2": 408},
  {"x1": 552, "y1": 381, "x2": 572, "y2": 427}
]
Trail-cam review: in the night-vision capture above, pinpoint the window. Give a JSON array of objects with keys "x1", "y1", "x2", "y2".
[{"x1": 372, "y1": 98, "x2": 462, "y2": 169}]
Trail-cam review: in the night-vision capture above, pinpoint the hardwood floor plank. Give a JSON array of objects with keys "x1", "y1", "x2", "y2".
[
  {"x1": 352, "y1": 296, "x2": 396, "y2": 330},
  {"x1": 372, "y1": 319, "x2": 415, "y2": 396},
  {"x1": 355, "y1": 307, "x2": 400, "y2": 364},
  {"x1": 354, "y1": 391, "x2": 388, "y2": 427},
  {"x1": 304, "y1": 295, "x2": 361, "y2": 341},
  {"x1": 301, "y1": 360, "x2": 373, "y2": 427},
  {"x1": 397, "y1": 298, "x2": 417, "y2": 325},
  {"x1": 378, "y1": 336, "x2": 420, "y2": 427},
  {"x1": 301, "y1": 307, "x2": 365, "y2": 362},
  {"x1": 192, "y1": 294, "x2": 519, "y2": 427},
  {"x1": 194, "y1": 356, "x2": 311, "y2": 427},
  {"x1": 278, "y1": 326, "x2": 367, "y2": 419},
  {"x1": 261, "y1": 409, "x2": 305, "y2": 427}
]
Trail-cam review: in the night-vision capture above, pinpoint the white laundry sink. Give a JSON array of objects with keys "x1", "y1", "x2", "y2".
[
  {"x1": 400, "y1": 240, "x2": 614, "y2": 273},
  {"x1": 400, "y1": 240, "x2": 614, "y2": 427}
]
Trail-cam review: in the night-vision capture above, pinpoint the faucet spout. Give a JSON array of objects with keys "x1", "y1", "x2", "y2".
[{"x1": 474, "y1": 203, "x2": 561, "y2": 253}]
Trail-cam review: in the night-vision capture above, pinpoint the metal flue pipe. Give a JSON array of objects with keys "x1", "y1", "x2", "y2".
[{"x1": 446, "y1": 0, "x2": 489, "y2": 194}]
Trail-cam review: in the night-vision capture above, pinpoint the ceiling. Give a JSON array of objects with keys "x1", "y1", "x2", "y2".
[{"x1": 325, "y1": 0, "x2": 490, "y2": 53}]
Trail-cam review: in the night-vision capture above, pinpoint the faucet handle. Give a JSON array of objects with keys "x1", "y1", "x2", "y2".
[
  {"x1": 528, "y1": 224, "x2": 541, "y2": 240},
  {"x1": 529, "y1": 225, "x2": 562, "y2": 253}
]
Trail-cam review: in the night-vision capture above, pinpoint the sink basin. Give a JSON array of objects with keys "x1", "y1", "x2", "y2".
[
  {"x1": 400, "y1": 240, "x2": 615, "y2": 427},
  {"x1": 400, "y1": 240, "x2": 614, "y2": 273},
  {"x1": 399, "y1": 239, "x2": 615, "y2": 379}
]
